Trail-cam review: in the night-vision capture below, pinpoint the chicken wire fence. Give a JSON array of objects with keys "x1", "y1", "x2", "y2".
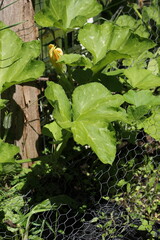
[{"x1": 1, "y1": 1, "x2": 160, "y2": 240}]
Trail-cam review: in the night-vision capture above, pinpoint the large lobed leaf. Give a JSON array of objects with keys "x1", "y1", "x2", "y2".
[
  {"x1": 124, "y1": 90, "x2": 160, "y2": 140},
  {"x1": 72, "y1": 82, "x2": 125, "y2": 122},
  {"x1": 45, "y1": 82, "x2": 126, "y2": 164},
  {"x1": 116, "y1": 15, "x2": 149, "y2": 38},
  {"x1": 78, "y1": 22, "x2": 155, "y2": 64},
  {"x1": 35, "y1": 0, "x2": 102, "y2": 31},
  {"x1": 124, "y1": 67, "x2": 160, "y2": 89},
  {"x1": 124, "y1": 90, "x2": 160, "y2": 107},
  {"x1": 138, "y1": 107, "x2": 160, "y2": 141},
  {"x1": 0, "y1": 21, "x2": 45, "y2": 93},
  {"x1": 71, "y1": 83, "x2": 126, "y2": 164}
]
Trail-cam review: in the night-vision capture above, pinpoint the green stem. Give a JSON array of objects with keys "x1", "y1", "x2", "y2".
[
  {"x1": 2, "y1": 129, "x2": 8, "y2": 141},
  {"x1": 64, "y1": 32, "x2": 68, "y2": 54},
  {"x1": 15, "y1": 154, "x2": 53, "y2": 164},
  {"x1": 133, "y1": 5, "x2": 142, "y2": 19},
  {"x1": 63, "y1": 32, "x2": 73, "y2": 86},
  {"x1": 40, "y1": 220, "x2": 45, "y2": 238},
  {"x1": 18, "y1": 227, "x2": 25, "y2": 240},
  {"x1": 54, "y1": 131, "x2": 71, "y2": 160},
  {"x1": 23, "y1": 215, "x2": 32, "y2": 240},
  {"x1": 63, "y1": 31, "x2": 74, "y2": 86}
]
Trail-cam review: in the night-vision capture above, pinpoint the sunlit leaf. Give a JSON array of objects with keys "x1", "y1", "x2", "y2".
[
  {"x1": 72, "y1": 82, "x2": 126, "y2": 122},
  {"x1": 92, "y1": 50, "x2": 129, "y2": 73},
  {"x1": 45, "y1": 82, "x2": 72, "y2": 129},
  {"x1": 0, "y1": 21, "x2": 45, "y2": 93},
  {"x1": 127, "y1": 105, "x2": 149, "y2": 122},
  {"x1": 138, "y1": 107, "x2": 160, "y2": 141},
  {"x1": 78, "y1": 22, "x2": 155, "y2": 64},
  {"x1": 35, "y1": 0, "x2": 102, "y2": 31},
  {"x1": 124, "y1": 90, "x2": 160, "y2": 107},
  {"x1": 122, "y1": 50, "x2": 153, "y2": 68},
  {"x1": 124, "y1": 67, "x2": 160, "y2": 89},
  {"x1": 71, "y1": 82, "x2": 126, "y2": 164},
  {"x1": 42, "y1": 121, "x2": 63, "y2": 141},
  {"x1": 45, "y1": 82, "x2": 126, "y2": 164},
  {"x1": 58, "y1": 54, "x2": 92, "y2": 68},
  {"x1": 0, "y1": 139, "x2": 19, "y2": 173},
  {"x1": 148, "y1": 58, "x2": 159, "y2": 75},
  {"x1": 0, "y1": 139, "x2": 19, "y2": 163},
  {"x1": 116, "y1": 15, "x2": 149, "y2": 38},
  {"x1": 72, "y1": 121, "x2": 116, "y2": 164},
  {"x1": 142, "y1": 5, "x2": 160, "y2": 26}
]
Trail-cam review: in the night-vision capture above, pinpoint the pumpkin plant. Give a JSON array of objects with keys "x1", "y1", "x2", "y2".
[{"x1": 35, "y1": 0, "x2": 160, "y2": 165}]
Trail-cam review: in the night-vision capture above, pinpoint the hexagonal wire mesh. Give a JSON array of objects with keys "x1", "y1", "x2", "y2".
[{"x1": 1, "y1": 0, "x2": 160, "y2": 239}]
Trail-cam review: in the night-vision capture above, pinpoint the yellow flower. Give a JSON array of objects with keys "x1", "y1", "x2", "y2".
[{"x1": 48, "y1": 44, "x2": 65, "y2": 74}]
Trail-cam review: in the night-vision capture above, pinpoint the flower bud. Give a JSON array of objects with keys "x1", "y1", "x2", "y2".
[{"x1": 48, "y1": 44, "x2": 66, "y2": 74}]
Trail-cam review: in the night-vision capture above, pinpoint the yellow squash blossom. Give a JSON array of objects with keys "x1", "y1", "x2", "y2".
[{"x1": 48, "y1": 44, "x2": 66, "y2": 74}]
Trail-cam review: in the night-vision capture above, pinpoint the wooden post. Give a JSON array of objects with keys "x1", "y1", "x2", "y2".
[{"x1": 1, "y1": 0, "x2": 42, "y2": 166}]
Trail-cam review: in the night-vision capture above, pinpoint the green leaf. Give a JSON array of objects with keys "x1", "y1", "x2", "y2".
[
  {"x1": 35, "y1": 0, "x2": 102, "y2": 31},
  {"x1": 0, "y1": 139, "x2": 19, "y2": 173},
  {"x1": 49, "y1": 194, "x2": 77, "y2": 208},
  {"x1": 148, "y1": 58, "x2": 159, "y2": 75},
  {"x1": 26, "y1": 195, "x2": 76, "y2": 219},
  {"x1": 29, "y1": 199, "x2": 56, "y2": 215},
  {"x1": 71, "y1": 82, "x2": 126, "y2": 164},
  {"x1": 72, "y1": 121, "x2": 116, "y2": 165},
  {"x1": 0, "y1": 139, "x2": 19, "y2": 163},
  {"x1": 0, "y1": 21, "x2": 45, "y2": 93},
  {"x1": 78, "y1": 22, "x2": 128, "y2": 64},
  {"x1": 91, "y1": 50, "x2": 129, "y2": 73},
  {"x1": 127, "y1": 105, "x2": 149, "y2": 122},
  {"x1": 138, "y1": 107, "x2": 160, "y2": 141},
  {"x1": 124, "y1": 90, "x2": 160, "y2": 107},
  {"x1": 142, "y1": 6, "x2": 160, "y2": 26},
  {"x1": 42, "y1": 121, "x2": 63, "y2": 141},
  {"x1": 0, "y1": 99, "x2": 8, "y2": 110},
  {"x1": 72, "y1": 82, "x2": 125, "y2": 122},
  {"x1": 123, "y1": 50, "x2": 153, "y2": 68},
  {"x1": 124, "y1": 67, "x2": 160, "y2": 89},
  {"x1": 45, "y1": 82, "x2": 126, "y2": 164},
  {"x1": 19, "y1": 198, "x2": 58, "y2": 227},
  {"x1": 103, "y1": 69, "x2": 124, "y2": 76},
  {"x1": 58, "y1": 54, "x2": 92, "y2": 68},
  {"x1": 2, "y1": 196, "x2": 24, "y2": 214},
  {"x1": 45, "y1": 82, "x2": 71, "y2": 128},
  {"x1": 116, "y1": 15, "x2": 149, "y2": 38},
  {"x1": 119, "y1": 33, "x2": 156, "y2": 58},
  {"x1": 117, "y1": 179, "x2": 127, "y2": 187},
  {"x1": 78, "y1": 22, "x2": 155, "y2": 64}
]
